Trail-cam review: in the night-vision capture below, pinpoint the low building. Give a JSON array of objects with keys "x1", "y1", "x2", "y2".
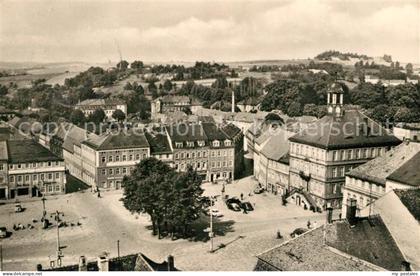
[
  {"x1": 151, "y1": 95, "x2": 201, "y2": 118},
  {"x1": 75, "y1": 98, "x2": 127, "y2": 119},
  {"x1": 342, "y1": 141, "x2": 420, "y2": 215},
  {"x1": 0, "y1": 106, "x2": 17, "y2": 121},
  {"x1": 393, "y1": 123, "x2": 420, "y2": 142},
  {"x1": 0, "y1": 139, "x2": 66, "y2": 200},
  {"x1": 255, "y1": 215, "x2": 409, "y2": 271},
  {"x1": 82, "y1": 130, "x2": 150, "y2": 189},
  {"x1": 237, "y1": 97, "x2": 261, "y2": 112},
  {"x1": 38, "y1": 254, "x2": 178, "y2": 272},
  {"x1": 360, "y1": 189, "x2": 420, "y2": 270},
  {"x1": 144, "y1": 130, "x2": 173, "y2": 165}
]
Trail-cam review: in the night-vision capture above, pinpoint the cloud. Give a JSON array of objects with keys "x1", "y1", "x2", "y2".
[{"x1": 0, "y1": 0, "x2": 418, "y2": 63}]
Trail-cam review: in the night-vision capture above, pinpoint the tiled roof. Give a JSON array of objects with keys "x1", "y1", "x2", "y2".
[
  {"x1": 158, "y1": 95, "x2": 190, "y2": 104},
  {"x1": 394, "y1": 189, "x2": 420, "y2": 221},
  {"x1": 289, "y1": 110, "x2": 401, "y2": 150},
  {"x1": 84, "y1": 130, "x2": 149, "y2": 151},
  {"x1": 62, "y1": 124, "x2": 97, "y2": 153},
  {"x1": 145, "y1": 131, "x2": 172, "y2": 154},
  {"x1": 220, "y1": 123, "x2": 241, "y2": 139},
  {"x1": 255, "y1": 225, "x2": 374, "y2": 271},
  {"x1": 347, "y1": 142, "x2": 420, "y2": 186},
  {"x1": 387, "y1": 152, "x2": 420, "y2": 187},
  {"x1": 256, "y1": 216, "x2": 406, "y2": 271},
  {"x1": 166, "y1": 123, "x2": 207, "y2": 143},
  {"x1": 77, "y1": 98, "x2": 125, "y2": 106},
  {"x1": 260, "y1": 129, "x2": 290, "y2": 162},
  {"x1": 202, "y1": 122, "x2": 229, "y2": 141},
  {"x1": 7, "y1": 140, "x2": 62, "y2": 163}
]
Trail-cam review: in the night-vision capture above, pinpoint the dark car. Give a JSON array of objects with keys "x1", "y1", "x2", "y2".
[
  {"x1": 240, "y1": 202, "x2": 254, "y2": 212},
  {"x1": 254, "y1": 187, "x2": 264, "y2": 194},
  {"x1": 226, "y1": 197, "x2": 241, "y2": 205},
  {"x1": 290, "y1": 228, "x2": 308, "y2": 238},
  {"x1": 227, "y1": 202, "x2": 242, "y2": 212},
  {"x1": 0, "y1": 227, "x2": 8, "y2": 238}
]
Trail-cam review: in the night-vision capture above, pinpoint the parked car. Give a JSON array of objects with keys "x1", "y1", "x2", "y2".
[
  {"x1": 290, "y1": 228, "x2": 308, "y2": 238},
  {"x1": 226, "y1": 197, "x2": 241, "y2": 205},
  {"x1": 0, "y1": 227, "x2": 7, "y2": 238},
  {"x1": 240, "y1": 202, "x2": 254, "y2": 212},
  {"x1": 227, "y1": 202, "x2": 242, "y2": 212},
  {"x1": 15, "y1": 204, "x2": 23, "y2": 213},
  {"x1": 254, "y1": 187, "x2": 264, "y2": 194}
]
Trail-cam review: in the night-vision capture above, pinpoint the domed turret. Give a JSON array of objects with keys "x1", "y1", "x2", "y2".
[{"x1": 327, "y1": 82, "x2": 344, "y2": 117}]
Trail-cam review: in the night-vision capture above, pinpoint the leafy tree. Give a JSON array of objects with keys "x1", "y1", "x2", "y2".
[
  {"x1": 124, "y1": 82, "x2": 133, "y2": 90},
  {"x1": 0, "y1": 84, "x2": 8, "y2": 96},
  {"x1": 112, "y1": 109, "x2": 126, "y2": 122},
  {"x1": 117, "y1": 60, "x2": 129, "y2": 71},
  {"x1": 287, "y1": 102, "x2": 302, "y2": 117},
  {"x1": 88, "y1": 108, "x2": 106, "y2": 124},
  {"x1": 70, "y1": 109, "x2": 86, "y2": 126},
  {"x1": 405, "y1": 63, "x2": 413, "y2": 76},
  {"x1": 122, "y1": 158, "x2": 204, "y2": 238},
  {"x1": 131, "y1": 60, "x2": 144, "y2": 70},
  {"x1": 163, "y1": 79, "x2": 173, "y2": 92}
]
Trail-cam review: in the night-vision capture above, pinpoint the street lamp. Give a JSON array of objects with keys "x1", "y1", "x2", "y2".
[
  {"x1": 51, "y1": 210, "x2": 64, "y2": 267},
  {"x1": 41, "y1": 195, "x2": 47, "y2": 221}
]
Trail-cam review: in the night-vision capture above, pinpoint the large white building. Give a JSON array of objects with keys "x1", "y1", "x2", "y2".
[{"x1": 76, "y1": 98, "x2": 127, "y2": 119}]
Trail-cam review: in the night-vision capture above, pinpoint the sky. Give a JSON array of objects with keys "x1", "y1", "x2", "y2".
[{"x1": 0, "y1": 0, "x2": 419, "y2": 64}]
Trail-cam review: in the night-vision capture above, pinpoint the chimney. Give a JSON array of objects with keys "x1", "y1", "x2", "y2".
[
  {"x1": 97, "y1": 255, "x2": 109, "y2": 272},
  {"x1": 346, "y1": 198, "x2": 357, "y2": 225},
  {"x1": 167, "y1": 255, "x2": 175, "y2": 271},
  {"x1": 79, "y1": 256, "x2": 87, "y2": 271},
  {"x1": 326, "y1": 202, "x2": 333, "y2": 224}
]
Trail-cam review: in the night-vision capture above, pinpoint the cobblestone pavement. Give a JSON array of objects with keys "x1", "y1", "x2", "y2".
[{"x1": 0, "y1": 176, "x2": 328, "y2": 271}]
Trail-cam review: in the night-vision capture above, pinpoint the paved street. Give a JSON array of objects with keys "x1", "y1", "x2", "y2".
[{"x1": 0, "y1": 176, "x2": 327, "y2": 271}]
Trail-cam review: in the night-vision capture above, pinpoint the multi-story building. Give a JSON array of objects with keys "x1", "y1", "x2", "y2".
[
  {"x1": 81, "y1": 130, "x2": 150, "y2": 189},
  {"x1": 202, "y1": 122, "x2": 235, "y2": 182},
  {"x1": 256, "y1": 129, "x2": 291, "y2": 196},
  {"x1": 151, "y1": 96, "x2": 201, "y2": 118},
  {"x1": 166, "y1": 122, "x2": 235, "y2": 182},
  {"x1": 144, "y1": 130, "x2": 173, "y2": 166},
  {"x1": 75, "y1": 98, "x2": 127, "y2": 119},
  {"x1": 342, "y1": 141, "x2": 420, "y2": 215},
  {"x1": 0, "y1": 139, "x2": 66, "y2": 200},
  {"x1": 166, "y1": 123, "x2": 209, "y2": 179},
  {"x1": 288, "y1": 83, "x2": 401, "y2": 210}
]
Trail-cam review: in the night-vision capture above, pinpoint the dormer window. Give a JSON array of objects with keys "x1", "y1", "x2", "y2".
[
  {"x1": 187, "y1": 141, "x2": 194, "y2": 147},
  {"x1": 198, "y1": 141, "x2": 205, "y2": 147},
  {"x1": 224, "y1": 140, "x2": 232, "y2": 147},
  {"x1": 175, "y1": 142, "x2": 183, "y2": 148},
  {"x1": 213, "y1": 140, "x2": 220, "y2": 147}
]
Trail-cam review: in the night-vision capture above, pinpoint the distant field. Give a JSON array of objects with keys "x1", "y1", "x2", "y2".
[{"x1": 0, "y1": 72, "x2": 64, "y2": 88}]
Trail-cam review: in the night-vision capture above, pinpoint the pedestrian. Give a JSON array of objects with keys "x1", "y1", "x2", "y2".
[
  {"x1": 277, "y1": 230, "x2": 283, "y2": 239},
  {"x1": 339, "y1": 213, "x2": 342, "y2": 220},
  {"x1": 307, "y1": 220, "x2": 311, "y2": 229},
  {"x1": 240, "y1": 193, "x2": 244, "y2": 200}
]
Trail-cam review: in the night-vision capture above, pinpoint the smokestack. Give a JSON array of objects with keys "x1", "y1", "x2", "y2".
[
  {"x1": 231, "y1": 90, "x2": 235, "y2": 113},
  {"x1": 79, "y1": 256, "x2": 87, "y2": 271},
  {"x1": 97, "y1": 255, "x2": 109, "y2": 272},
  {"x1": 167, "y1": 255, "x2": 175, "y2": 271},
  {"x1": 346, "y1": 198, "x2": 357, "y2": 225}
]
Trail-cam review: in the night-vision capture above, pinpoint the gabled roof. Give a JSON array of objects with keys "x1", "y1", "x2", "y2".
[
  {"x1": 157, "y1": 95, "x2": 190, "y2": 104},
  {"x1": 256, "y1": 216, "x2": 406, "y2": 271},
  {"x1": 220, "y1": 123, "x2": 241, "y2": 139},
  {"x1": 201, "y1": 122, "x2": 229, "y2": 141},
  {"x1": 145, "y1": 131, "x2": 172, "y2": 154},
  {"x1": 7, "y1": 139, "x2": 62, "y2": 163},
  {"x1": 260, "y1": 129, "x2": 290, "y2": 163},
  {"x1": 347, "y1": 142, "x2": 420, "y2": 186},
  {"x1": 165, "y1": 123, "x2": 207, "y2": 143},
  {"x1": 289, "y1": 110, "x2": 401, "y2": 150},
  {"x1": 62, "y1": 124, "x2": 97, "y2": 153},
  {"x1": 387, "y1": 152, "x2": 420, "y2": 187},
  {"x1": 83, "y1": 130, "x2": 149, "y2": 151},
  {"x1": 77, "y1": 98, "x2": 125, "y2": 106},
  {"x1": 394, "y1": 189, "x2": 420, "y2": 221}
]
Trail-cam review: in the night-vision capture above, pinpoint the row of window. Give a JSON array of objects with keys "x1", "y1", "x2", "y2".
[
  {"x1": 174, "y1": 140, "x2": 232, "y2": 148},
  {"x1": 175, "y1": 162, "x2": 207, "y2": 171},
  {"x1": 175, "y1": 151, "x2": 207, "y2": 159},
  {"x1": 211, "y1": 160, "x2": 233, "y2": 168},
  {"x1": 332, "y1": 147, "x2": 384, "y2": 161},
  {"x1": 101, "y1": 167, "x2": 134, "y2": 176},
  {"x1": 346, "y1": 177, "x2": 385, "y2": 194},
  {"x1": 4, "y1": 161, "x2": 63, "y2": 171},
  {"x1": 9, "y1": 172, "x2": 62, "y2": 183},
  {"x1": 101, "y1": 153, "x2": 147, "y2": 163},
  {"x1": 43, "y1": 184, "x2": 62, "y2": 193}
]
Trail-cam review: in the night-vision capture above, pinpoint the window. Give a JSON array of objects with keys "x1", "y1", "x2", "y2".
[
  {"x1": 48, "y1": 162, "x2": 51, "y2": 167},
  {"x1": 0, "y1": 165, "x2": 3, "y2": 171},
  {"x1": 9, "y1": 176, "x2": 14, "y2": 182},
  {"x1": 102, "y1": 169, "x2": 106, "y2": 175},
  {"x1": 55, "y1": 185, "x2": 60, "y2": 192},
  {"x1": 33, "y1": 175, "x2": 37, "y2": 181},
  {"x1": 48, "y1": 185, "x2": 53, "y2": 192},
  {"x1": 175, "y1": 153, "x2": 179, "y2": 159},
  {"x1": 101, "y1": 156, "x2": 106, "y2": 163},
  {"x1": 143, "y1": 154, "x2": 147, "y2": 159},
  {"x1": 213, "y1": 141, "x2": 220, "y2": 147},
  {"x1": 332, "y1": 168, "x2": 337, "y2": 178},
  {"x1": 122, "y1": 155, "x2": 127, "y2": 161},
  {"x1": 122, "y1": 168, "x2": 127, "y2": 174},
  {"x1": 116, "y1": 156, "x2": 120, "y2": 162},
  {"x1": 109, "y1": 169, "x2": 113, "y2": 175},
  {"x1": 355, "y1": 149, "x2": 360, "y2": 159},
  {"x1": 129, "y1": 155, "x2": 133, "y2": 161},
  {"x1": 340, "y1": 167, "x2": 345, "y2": 177},
  {"x1": 217, "y1": 161, "x2": 221, "y2": 168},
  {"x1": 33, "y1": 162, "x2": 37, "y2": 168},
  {"x1": 186, "y1": 153, "x2": 190, "y2": 158},
  {"x1": 109, "y1": 156, "x2": 113, "y2": 162},
  {"x1": 136, "y1": 154, "x2": 140, "y2": 160},
  {"x1": 198, "y1": 141, "x2": 205, "y2": 147},
  {"x1": 197, "y1": 152, "x2": 201, "y2": 158},
  {"x1": 48, "y1": 173, "x2": 52, "y2": 180},
  {"x1": 203, "y1": 151, "x2": 207, "y2": 157},
  {"x1": 18, "y1": 164, "x2": 22, "y2": 169},
  {"x1": 175, "y1": 142, "x2": 183, "y2": 148},
  {"x1": 25, "y1": 175, "x2": 30, "y2": 182},
  {"x1": 347, "y1": 150, "x2": 352, "y2": 160},
  {"x1": 333, "y1": 151, "x2": 338, "y2": 161},
  {"x1": 224, "y1": 140, "x2": 231, "y2": 146},
  {"x1": 211, "y1": 162, "x2": 215, "y2": 168},
  {"x1": 217, "y1": 150, "x2": 221, "y2": 157},
  {"x1": 116, "y1": 168, "x2": 120, "y2": 175},
  {"x1": 187, "y1": 141, "x2": 194, "y2": 147}
]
